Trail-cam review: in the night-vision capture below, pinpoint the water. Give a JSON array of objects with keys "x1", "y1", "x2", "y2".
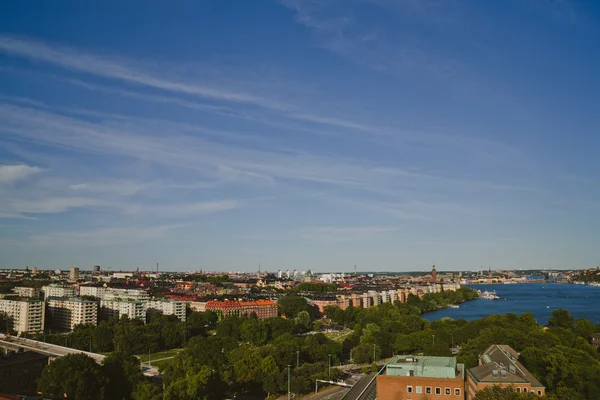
[{"x1": 422, "y1": 283, "x2": 600, "y2": 325}]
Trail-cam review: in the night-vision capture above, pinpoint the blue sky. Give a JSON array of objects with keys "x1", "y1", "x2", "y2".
[{"x1": 0, "y1": 1, "x2": 599, "y2": 272}]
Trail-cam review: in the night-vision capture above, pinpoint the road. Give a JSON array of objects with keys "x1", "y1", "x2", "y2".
[{"x1": 1, "y1": 334, "x2": 161, "y2": 377}]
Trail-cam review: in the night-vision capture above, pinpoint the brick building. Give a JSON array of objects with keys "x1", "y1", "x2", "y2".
[
  {"x1": 205, "y1": 299, "x2": 278, "y2": 320},
  {"x1": 591, "y1": 333, "x2": 600, "y2": 349},
  {"x1": 0, "y1": 351, "x2": 49, "y2": 395},
  {"x1": 377, "y1": 356, "x2": 465, "y2": 400},
  {"x1": 466, "y1": 345, "x2": 545, "y2": 399}
]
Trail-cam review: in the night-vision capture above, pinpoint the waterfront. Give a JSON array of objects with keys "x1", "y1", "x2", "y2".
[{"x1": 423, "y1": 283, "x2": 600, "y2": 324}]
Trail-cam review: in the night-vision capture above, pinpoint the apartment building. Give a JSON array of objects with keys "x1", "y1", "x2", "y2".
[
  {"x1": 80, "y1": 286, "x2": 150, "y2": 301},
  {"x1": 12, "y1": 286, "x2": 41, "y2": 298},
  {"x1": 0, "y1": 297, "x2": 45, "y2": 334},
  {"x1": 69, "y1": 267, "x2": 80, "y2": 281},
  {"x1": 205, "y1": 299, "x2": 278, "y2": 320},
  {"x1": 100, "y1": 298, "x2": 146, "y2": 321},
  {"x1": 41, "y1": 284, "x2": 76, "y2": 299},
  {"x1": 46, "y1": 297, "x2": 98, "y2": 330},
  {"x1": 79, "y1": 285, "x2": 106, "y2": 298},
  {"x1": 147, "y1": 299, "x2": 186, "y2": 322},
  {"x1": 466, "y1": 345, "x2": 545, "y2": 398},
  {"x1": 377, "y1": 355, "x2": 465, "y2": 400}
]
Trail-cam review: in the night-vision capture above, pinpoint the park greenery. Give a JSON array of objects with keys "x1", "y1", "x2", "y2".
[{"x1": 31, "y1": 288, "x2": 600, "y2": 400}]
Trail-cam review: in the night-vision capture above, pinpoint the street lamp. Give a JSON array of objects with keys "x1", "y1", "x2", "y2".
[
  {"x1": 328, "y1": 354, "x2": 332, "y2": 380},
  {"x1": 432, "y1": 334, "x2": 435, "y2": 347},
  {"x1": 350, "y1": 348, "x2": 353, "y2": 362},
  {"x1": 287, "y1": 365, "x2": 291, "y2": 400},
  {"x1": 297, "y1": 350, "x2": 300, "y2": 368},
  {"x1": 451, "y1": 333, "x2": 454, "y2": 349},
  {"x1": 372, "y1": 344, "x2": 376, "y2": 364}
]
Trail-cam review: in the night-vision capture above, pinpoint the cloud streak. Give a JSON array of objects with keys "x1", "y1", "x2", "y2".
[
  {"x1": 0, "y1": 36, "x2": 285, "y2": 110},
  {"x1": 0, "y1": 164, "x2": 42, "y2": 183}
]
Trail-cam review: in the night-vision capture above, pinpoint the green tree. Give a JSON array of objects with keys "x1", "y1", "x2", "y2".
[
  {"x1": 132, "y1": 381, "x2": 163, "y2": 400},
  {"x1": 37, "y1": 353, "x2": 107, "y2": 400},
  {"x1": 165, "y1": 365, "x2": 219, "y2": 400},
  {"x1": 102, "y1": 352, "x2": 143, "y2": 400},
  {"x1": 295, "y1": 310, "x2": 311, "y2": 329},
  {"x1": 548, "y1": 309, "x2": 574, "y2": 329},
  {"x1": 240, "y1": 318, "x2": 268, "y2": 345},
  {"x1": 278, "y1": 296, "x2": 310, "y2": 318}
]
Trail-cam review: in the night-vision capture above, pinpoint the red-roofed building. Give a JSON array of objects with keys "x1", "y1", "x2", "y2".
[{"x1": 205, "y1": 299, "x2": 278, "y2": 320}]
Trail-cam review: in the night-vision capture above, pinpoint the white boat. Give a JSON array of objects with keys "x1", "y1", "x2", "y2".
[
  {"x1": 448, "y1": 304, "x2": 460, "y2": 309},
  {"x1": 478, "y1": 290, "x2": 500, "y2": 300}
]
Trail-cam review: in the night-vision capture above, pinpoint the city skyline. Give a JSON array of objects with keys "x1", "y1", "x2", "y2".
[{"x1": 1, "y1": 1, "x2": 599, "y2": 271}]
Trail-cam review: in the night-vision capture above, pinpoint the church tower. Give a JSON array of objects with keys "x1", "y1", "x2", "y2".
[{"x1": 432, "y1": 264, "x2": 437, "y2": 283}]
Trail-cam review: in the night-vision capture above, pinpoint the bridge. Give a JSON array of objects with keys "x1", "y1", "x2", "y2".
[{"x1": 0, "y1": 334, "x2": 161, "y2": 377}]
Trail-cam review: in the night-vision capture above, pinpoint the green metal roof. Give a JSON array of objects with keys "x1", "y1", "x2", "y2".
[{"x1": 385, "y1": 356, "x2": 460, "y2": 379}]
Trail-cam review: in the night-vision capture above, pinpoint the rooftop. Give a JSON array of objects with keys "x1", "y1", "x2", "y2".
[
  {"x1": 468, "y1": 344, "x2": 544, "y2": 388},
  {"x1": 47, "y1": 296, "x2": 97, "y2": 303},
  {"x1": 0, "y1": 351, "x2": 49, "y2": 367},
  {"x1": 385, "y1": 356, "x2": 464, "y2": 380}
]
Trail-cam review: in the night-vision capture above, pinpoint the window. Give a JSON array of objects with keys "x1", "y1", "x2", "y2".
[
  {"x1": 538, "y1": 391, "x2": 542, "y2": 395},
  {"x1": 435, "y1": 387, "x2": 441, "y2": 395},
  {"x1": 524, "y1": 388, "x2": 528, "y2": 392},
  {"x1": 516, "y1": 388, "x2": 521, "y2": 393},
  {"x1": 426, "y1": 387, "x2": 432, "y2": 394},
  {"x1": 407, "y1": 386, "x2": 413, "y2": 393},
  {"x1": 445, "y1": 388, "x2": 451, "y2": 395},
  {"x1": 416, "y1": 386, "x2": 422, "y2": 394},
  {"x1": 455, "y1": 388, "x2": 461, "y2": 396}
]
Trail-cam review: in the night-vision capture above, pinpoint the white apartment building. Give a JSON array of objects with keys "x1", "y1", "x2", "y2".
[
  {"x1": 80, "y1": 286, "x2": 149, "y2": 301},
  {"x1": 41, "y1": 284, "x2": 76, "y2": 299},
  {"x1": 79, "y1": 286, "x2": 106, "y2": 298},
  {"x1": 47, "y1": 297, "x2": 98, "y2": 331},
  {"x1": 147, "y1": 299, "x2": 186, "y2": 322},
  {"x1": 13, "y1": 287, "x2": 41, "y2": 298},
  {"x1": 0, "y1": 298, "x2": 45, "y2": 334},
  {"x1": 100, "y1": 299, "x2": 146, "y2": 321}
]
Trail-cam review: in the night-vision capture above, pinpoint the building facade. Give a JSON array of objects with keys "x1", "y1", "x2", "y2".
[
  {"x1": 69, "y1": 267, "x2": 80, "y2": 281},
  {"x1": 41, "y1": 284, "x2": 76, "y2": 299},
  {"x1": 591, "y1": 333, "x2": 600, "y2": 349},
  {"x1": 0, "y1": 351, "x2": 49, "y2": 395},
  {"x1": 46, "y1": 297, "x2": 98, "y2": 330},
  {"x1": 377, "y1": 356, "x2": 465, "y2": 400},
  {"x1": 466, "y1": 345, "x2": 545, "y2": 399},
  {"x1": 100, "y1": 298, "x2": 146, "y2": 321},
  {"x1": 147, "y1": 299, "x2": 186, "y2": 321},
  {"x1": 205, "y1": 300, "x2": 278, "y2": 320},
  {"x1": 12, "y1": 287, "x2": 40, "y2": 298},
  {"x1": 0, "y1": 298, "x2": 45, "y2": 334}
]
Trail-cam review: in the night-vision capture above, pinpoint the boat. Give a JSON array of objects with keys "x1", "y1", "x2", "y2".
[
  {"x1": 448, "y1": 304, "x2": 460, "y2": 309},
  {"x1": 478, "y1": 290, "x2": 500, "y2": 300}
]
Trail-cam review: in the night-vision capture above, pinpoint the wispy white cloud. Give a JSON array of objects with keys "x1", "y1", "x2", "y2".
[
  {"x1": 306, "y1": 225, "x2": 399, "y2": 242},
  {"x1": 0, "y1": 103, "x2": 535, "y2": 203},
  {"x1": 0, "y1": 37, "x2": 522, "y2": 163},
  {"x1": 0, "y1": 164, "x2": 42, "y2": 183},
  {"x1": 127, "y1": 200, "x2": 238, "y2": 216},
  {"x1": 0, "y1": 36, "x2": 285, "y2": 110},
  {"x1": 5, "y1": 197, "x2": 113, "y2": 215},
  {"x1": 27, "y1": 225, "x2": 181, "y2": 247},
  {"x1": 314, "y1": 226, "x2": 398, "y2": 235}
]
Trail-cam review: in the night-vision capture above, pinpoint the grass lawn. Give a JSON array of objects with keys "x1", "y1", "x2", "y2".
[
  {"x1": 323, "y1": 329, "x2": 353, "y2": 342},
  {"x1": 136, "y1": 349, "x2": 182, "y2": 363}
]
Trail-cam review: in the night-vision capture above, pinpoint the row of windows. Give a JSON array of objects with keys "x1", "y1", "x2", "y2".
[
  {"x1": 406, "y1": 386, "x2": 461, "y2": 396},
  {"x1": 515, "y1": 387, "x2": 543, "y2": 395}
]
